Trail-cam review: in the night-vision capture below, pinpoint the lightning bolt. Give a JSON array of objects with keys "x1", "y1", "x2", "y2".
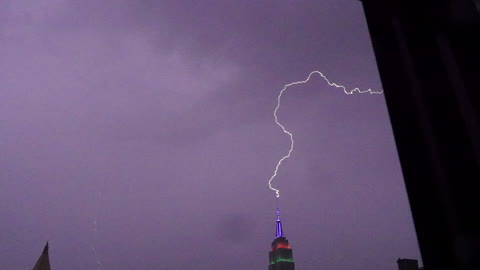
[
  {"x1": 268, "y1": 70, "x2": 383, "y2": 198},
  {"x1": 91, "y1": 191, "x2": 103, "y2": 270}
]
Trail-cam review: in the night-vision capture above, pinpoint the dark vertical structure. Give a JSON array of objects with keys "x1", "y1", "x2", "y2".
[
  {"x1": 359, "y1": 1, "x2": 480, "y2": 270},
  {"x1": 33, "y1": 242, "x2": 51, "y2": 270},
  {"x1": 397, "y1": 258, "x2": 420, "y2": 270},
  {"x1": 268, "y1": 209, "x2": 295, "y2": 270}
]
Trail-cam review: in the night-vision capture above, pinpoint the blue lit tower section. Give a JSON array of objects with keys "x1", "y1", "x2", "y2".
[{"x1": 269, "y1": 208, "x2": 295, "y2": 270}]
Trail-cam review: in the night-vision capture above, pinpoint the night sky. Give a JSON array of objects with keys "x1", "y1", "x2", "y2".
[{"x1": 0, "y1": 1, "x2": 421, "y2": 270}]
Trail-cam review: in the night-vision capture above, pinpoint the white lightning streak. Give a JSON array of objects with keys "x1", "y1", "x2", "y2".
[
  {"x1": 268, "y1": 70, "x2": 383, "y2": 198},
  {"x1": 91, "y1": 191, "x2": 103, "y2": 270}
]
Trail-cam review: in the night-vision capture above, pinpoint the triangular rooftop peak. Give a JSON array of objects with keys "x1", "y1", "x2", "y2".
[{"x1": 32, "y1": 242, "x2": 51, "y2": 270}]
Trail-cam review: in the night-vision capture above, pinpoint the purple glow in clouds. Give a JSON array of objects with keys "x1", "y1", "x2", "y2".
[{"x1": 0, "y1": 1, "x2": 421, "y2": 270}]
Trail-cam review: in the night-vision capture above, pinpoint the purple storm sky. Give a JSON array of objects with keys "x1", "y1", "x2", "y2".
[{"x1": 0, "y1": 1, "x2": 421, "y2": 269}]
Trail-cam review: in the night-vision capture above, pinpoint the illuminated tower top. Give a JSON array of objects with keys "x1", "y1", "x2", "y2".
[
  {"x1": 276, "y1": 208, "x2": 284, "y2": 238},
  {"x1": 269, "y1": 208, "x2": 295, "y2": 270}
]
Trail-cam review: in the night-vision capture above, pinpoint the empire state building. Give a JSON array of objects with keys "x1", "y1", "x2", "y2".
[{"x1": 268, "y1": 209, "x2": 295, "y2": 270}]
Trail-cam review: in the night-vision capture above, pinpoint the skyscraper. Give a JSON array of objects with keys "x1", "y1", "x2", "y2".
[
  {"x1": 361, "y1": 1, "x2": 480, "y2": 269},
  {"x1": 268, "y1": 209, "x2": 295, "y2": 270}
]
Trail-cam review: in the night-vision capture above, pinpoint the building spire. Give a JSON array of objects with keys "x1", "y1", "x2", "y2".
[
  {"x1": 275, "y1": 208, "x2": 284, "y2": 238},
  {"x1": 269, "y1": 208, "x2": 294, "y2": 269}
]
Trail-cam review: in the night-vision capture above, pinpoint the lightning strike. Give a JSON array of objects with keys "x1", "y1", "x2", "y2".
[
  {"x1": 268, "y1": 70, "x2": 383, "y2": 198},
  {"x1": 91, "y1": 191, "x2": 103, "y2": 270}
]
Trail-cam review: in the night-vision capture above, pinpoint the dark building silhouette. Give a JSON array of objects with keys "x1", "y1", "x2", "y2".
[
  {"x1": 360, "y1": 0, "x2": 480, "y2": 269},
  {"x1": 32, "y1": 242, "x2": 51, "y2": 270},
  {"x1": 397, "y1": 258, "x2": 421, "y2": 270},
  {"x1": 268, "y1": 209, "x2": 294, "y2": 270}
]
